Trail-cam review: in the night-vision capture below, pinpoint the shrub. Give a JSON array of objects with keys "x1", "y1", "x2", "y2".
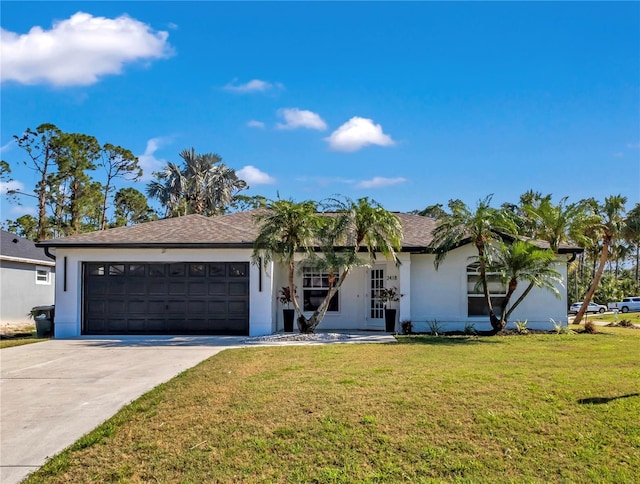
[
  {"x1": 428, "y1": 319, "x2": 443, "y2": 336},
  {"x1": 400, "y1": 320, "x2": 412, "y2": 335},
  {"x1": 584, "y1": 320, "x2": 597, "y2": 333},
  {"x1": 514, "y1": 320, "x2": 529, "y2": 335}
]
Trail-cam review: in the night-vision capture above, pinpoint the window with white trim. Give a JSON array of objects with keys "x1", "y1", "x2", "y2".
[
  {"x1": 467, "y1": 262, "x2": 505, "y2": 316},
  {"x1": 302, "y1": 267, "x2": 339, "y2": 312},
  {"x1": 35, "y1": 266, "x2": 51, "y2": 285}
]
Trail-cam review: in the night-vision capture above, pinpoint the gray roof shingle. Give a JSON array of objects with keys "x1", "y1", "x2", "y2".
[
  {"x1": 35, "y1": 210, "x2": 581, "y2": 254},
  {"x1": 1, "y1": 230, "x2": 54, "y2": 263}
]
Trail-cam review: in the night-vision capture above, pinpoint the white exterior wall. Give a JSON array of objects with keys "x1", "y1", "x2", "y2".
[
  {"x1": 52, "y1": 248, "x2": 273, "y2": 338},
  {"x1": 0, "y1": 261, "x2": 55, "y2": 326},
  {"x1": 409, "y1": 245, "x2": 570, "y2": 332},
  {"x1": 271, "y1": 256, "x2": 403, "y2": 331}
]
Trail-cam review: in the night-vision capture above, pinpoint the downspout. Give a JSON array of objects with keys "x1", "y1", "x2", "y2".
[{"x1": 44, "y1": 247, "x2": 56, "y2": 261}]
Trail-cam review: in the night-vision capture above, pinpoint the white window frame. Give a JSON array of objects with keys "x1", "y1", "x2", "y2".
[
  {"x1": 35, "y1": 265, "x2": 52, "y2": 285},
  {"x1": 302, "y1": 267, "x2": 340, "y2": 312},
  {"x1": 466, "y1": 263, "x2": 506, "y2": 317}
]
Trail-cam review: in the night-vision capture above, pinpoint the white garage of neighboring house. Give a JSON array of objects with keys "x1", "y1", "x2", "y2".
[
  {"x1": 36, "y1": 211, "x2": 581, "y2": 338},
  {"x1": 1, "y1": 230, "x2": 55, "y2": 328}
]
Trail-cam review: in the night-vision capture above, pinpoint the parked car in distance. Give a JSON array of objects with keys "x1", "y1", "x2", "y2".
[
  {"x1": 609, "y1": 296, "x2": 640, "y2": 313},
  {"x1": 569, "y1": 302, "x2": 607, "y2": 314}
]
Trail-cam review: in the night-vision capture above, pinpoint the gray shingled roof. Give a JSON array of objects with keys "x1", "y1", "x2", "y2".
[
  {"x1": 1, "y1": 230, "x2": 54, "y2": 263},
  {"x1": 35, "y1": 210, "x2": 581, "y2": 254}
]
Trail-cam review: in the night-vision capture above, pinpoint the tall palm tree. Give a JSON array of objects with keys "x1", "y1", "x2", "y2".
[
  {"x1": 252, "y1": 197, "x2": 402, "y2": 333},
  {"x1": 573, "y1": 195, "x2": 627, "y2": 326},
  {"x1": 146, "y1": 162, "x2": 185, "y2": 217},
  {"x1": 521, "y1": 195, "x2": 595, "y2": 253},
  {"x1": 623, "y1": 203, "x2": 640, "y2": 286},
  {"x1": 429, "y1": 195, "x2": 517, "y2": 333},
  {"x1": 146, "y1": 148, "x2": 247, "y2": 218},
  {"x1": 252, "y1": 199, "x2": 323, "y2": 330},
  {"x1": 301, "y1": 197, "x2": 402, "y2": 332},
  {"x1": 487, "y1": 241, "x2": 563, "y2": 329}
]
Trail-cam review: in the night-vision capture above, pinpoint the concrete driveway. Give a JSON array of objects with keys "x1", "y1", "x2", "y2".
[
  {"x1": 0, "y1": 332, "x2": 394, "y2": 483},
  {"x1": 0, "y1": 336, "x2": 246, "y2": 484}
]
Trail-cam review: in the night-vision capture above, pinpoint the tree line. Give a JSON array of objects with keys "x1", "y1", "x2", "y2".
[
  {"x1": 3, "y1": 125, "x2": 639, "y2": 329},
  {"x1": 2, "y1": 124, "x2": 249, "y2": 240}
]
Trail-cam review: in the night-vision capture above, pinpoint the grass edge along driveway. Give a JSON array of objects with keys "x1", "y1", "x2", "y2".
[{"x1": 26, "y1": 330, "x2": 640, "y2": 483}]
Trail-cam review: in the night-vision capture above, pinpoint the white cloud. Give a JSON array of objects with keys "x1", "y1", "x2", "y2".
[
  {"x1": 0, "y1": 180, "x2": 24, "y2": 194},
  {"x1": 237, "y1": 165, "x2": 275, "y2": 185},
  {"x1": 1, "y1": 12, "x2": 173, "y2": 87},
  {"x1": 137, "y1": 137, "x2": 170, "y2": 181},
  {"x1": 276, "y1": 108, "x2": 327, "y2": 131},
  {"x1": 355, "y1": 177, "x2": 407, "y2": 189},
  {"x1": 325, "y1": 117, "x2": 395, "y2": 152},
  {"x1": 10, "y1": 205, "x2": 37, "y2": 217},
  {"x1": 1, "y1": 139, "x2": 15, "y2": 154},
  {"x1": 224, "y1": 79, "x2": 283, "y2": 93},
  {"x1": 247, "y1": 120, "x2": 266, "y2": 129},
  {"x1": 627, "y1": 143, "x2": 640, "y2": 149}
]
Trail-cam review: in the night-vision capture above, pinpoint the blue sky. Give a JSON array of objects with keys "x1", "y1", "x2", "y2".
[{"x1": 1, "y1": 1, "x2": 638, "y2": 222}]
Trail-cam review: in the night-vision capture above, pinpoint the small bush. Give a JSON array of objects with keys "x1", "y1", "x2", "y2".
[
  {"x1": 464, "y1": 322, "x2": 477, "y2": 335},
  {"x1": 400, "y1": 320, "x2": 412, "y2": 335},
  {"x1": 428, "y1": 319, "x2": 443, "y2": 336},
  {"x1": 514, "y1": 320, "x2": 529, "y2": 335},
  {"x1": 584, "y1": 320, "x2": 597, "y2": 333}
]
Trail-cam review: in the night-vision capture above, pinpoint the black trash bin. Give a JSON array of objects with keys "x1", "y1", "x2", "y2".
[{"x1": 31, "y1": 305, "x2": 55, "y2": 338}]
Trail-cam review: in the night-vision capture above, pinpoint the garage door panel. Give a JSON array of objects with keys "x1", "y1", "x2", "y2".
[
  {"x1": 187, "y1": 300, "x2": 207, "y2": 314},
  {"x1": 148, "y1": 300, "x2": 167, "y2": 313},
  {"x1": 107, "y1": 319, "x2": 127, "y2": 331},
  {"x1": 148, "y1": 282, "x2": 167, "y2": 295},
  {"x1": 128, "y1": 300, "x2": 146, "y2": 313},
  {"x1": 127, "y1": 319, "x2": 146, "y2": 332},
  {"x1": 228, "y1": 301, "x2": 248, "y2": 314},
  {"x1": 208, "y1": 282, "x2": 226, "y2": 296},
  {"x1": 108, "y1": 300, "x2": 126, "y2": 314},
  {"x1": 168, "y1": 282, "x2": 186, "y2": 295},
  {"x1": 83, "y1": 262, "x2": 249, "y2": 335},
  {"x1": 167, "y1": 300, "x2": 186, "y2": 313},
  {"x1": 188, "y1": 281, "x2": 207, "y2": 295},
  {"x1": 229, "y1": 281, "x2": 248, "y2": 296},
  {"x1": 109, "y1": 280, "x2": 126, "y2": 295}
]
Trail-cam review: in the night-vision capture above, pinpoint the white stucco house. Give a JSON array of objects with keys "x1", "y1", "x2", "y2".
[
  {"x1": 36, "y1": 211, "x2": 581, "y2": 338},
  {"x1": 1, "y1": 230, "x2": 55, "y2": 328}
]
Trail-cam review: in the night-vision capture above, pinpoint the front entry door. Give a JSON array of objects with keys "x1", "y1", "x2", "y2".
[{"x1": 368, "y1": 267, "x2": 385, "y2": 329}]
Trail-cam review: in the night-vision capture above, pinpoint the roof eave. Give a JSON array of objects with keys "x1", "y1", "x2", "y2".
[{"x1": 35, "y1": 242, "x2": 256, "y2": 249}]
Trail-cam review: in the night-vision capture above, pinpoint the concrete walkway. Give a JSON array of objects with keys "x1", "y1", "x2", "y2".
[{"x1": 0, "y1": 333, "x2": 394, "y2": 483}]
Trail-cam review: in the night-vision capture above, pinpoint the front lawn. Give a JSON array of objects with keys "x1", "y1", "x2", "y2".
[{"x1": 27, "y1": 332, "x2": 640, "y2": 483}]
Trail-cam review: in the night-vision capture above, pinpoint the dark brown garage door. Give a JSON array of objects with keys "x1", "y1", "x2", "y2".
[{"x1": 83, "y1": 262, "x2": 249, "y2": 335}]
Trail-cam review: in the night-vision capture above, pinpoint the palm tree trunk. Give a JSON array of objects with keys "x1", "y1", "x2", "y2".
[
  {"x1": 505, "y1": 281, "x2": 535, "y2": 322},
  {"x1": 476, "y1": 242, "x2": 501, "y2": 333},
  {"x1": 499, "y1": 278, "x2": 518, "y2": 328},
  {"x1": 305, "y1": 269, "x2": 351, "y2": 333},
  {"x1": 574, "y1": 237, "x2": 610, "y2": 325}
]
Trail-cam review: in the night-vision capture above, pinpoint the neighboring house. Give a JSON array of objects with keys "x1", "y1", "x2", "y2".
[
  {"x1": 1, "y1": 230, "x2": 56, "y2": 327},
  {"x1": 36, "y1": 212, "x2": 581, "y2": 338}
]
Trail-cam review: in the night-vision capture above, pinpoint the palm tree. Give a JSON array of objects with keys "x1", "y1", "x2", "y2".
[
  {"x1": 428, "y1": 195, "x2": 517, "y2": 333},
  {"x1": 573, "y1": 195, "x2": 627, "y2": 326},
  {"x1": 252, "y1": 199, "x2": 322, "y2": 330},
  {"x1": 521, "y1": 195, "x2": 595, "y2": 253},
  {"x1": 300, "y1": 197, "x2": 402, "y2": 332},
  {"x1": 146, "y1": 148, "x2": 247, "y2": 218},
  {"x1": 487, "y1": 241, "x2": 563, "y2": 329},
  {"x1": 252, "y1": 197, "x2": 402, "y2": 333},
  {"x1": 146, "y1": 162, "x2": 185, "y2": 217}
]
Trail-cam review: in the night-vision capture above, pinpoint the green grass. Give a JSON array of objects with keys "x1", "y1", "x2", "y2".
[
  {"x1": 26, "y1": 332, "x2": 640, "y2": 483},
  {"x1": 0, "y1": 327, "x2": 47, "y2": 348},
  {"x1": 578, "y1": 311, "x2": 640, "y2": 325}
]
